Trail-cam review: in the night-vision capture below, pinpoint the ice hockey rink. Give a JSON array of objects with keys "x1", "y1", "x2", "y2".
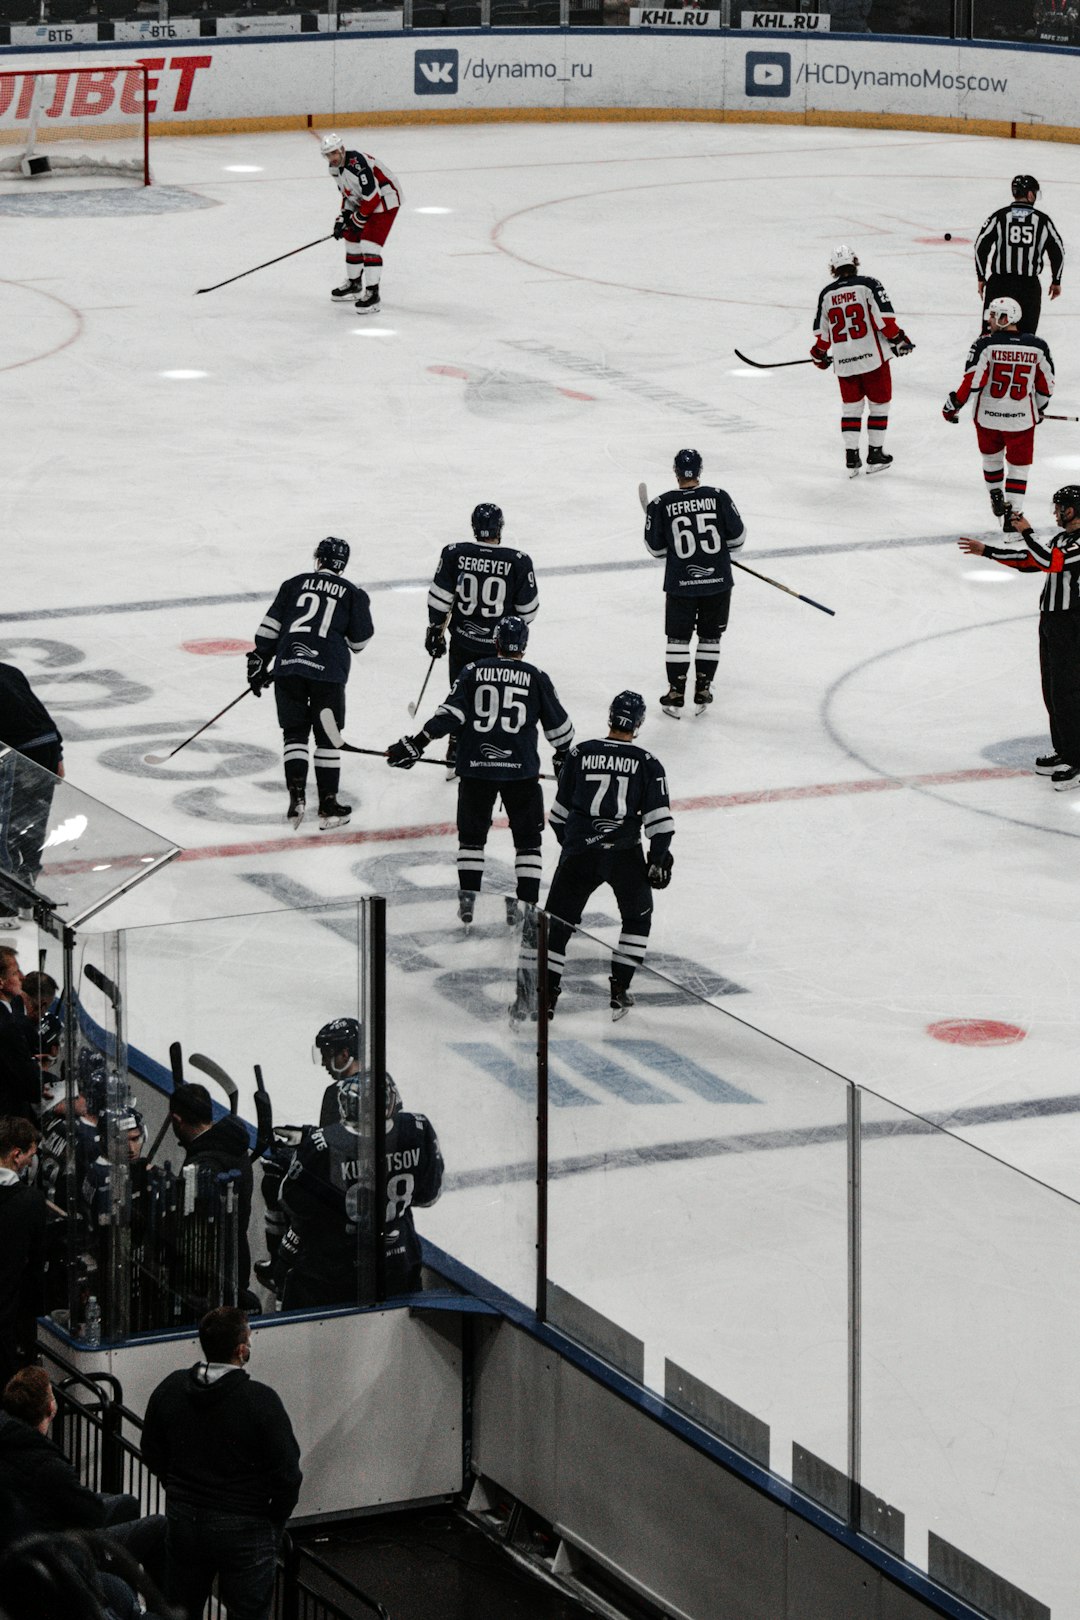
[{"x1": 4, "y1": 117, "x2": 1080, "y2": 1611}]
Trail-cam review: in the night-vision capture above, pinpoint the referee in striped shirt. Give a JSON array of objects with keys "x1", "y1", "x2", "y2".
[
  {"x1": 959, "y1": 487, "x2": 1080, "y2": 789},
  {"x1": 974, "y1": 175, "x2": 1064, "y2": 334}
]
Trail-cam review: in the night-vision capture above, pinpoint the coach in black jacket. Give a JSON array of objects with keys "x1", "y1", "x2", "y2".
[
  {"x1": 141, "y1": 1306, "x2": 301, "y2": 1620},
  {"x1": 168, "y1": 1082, "x2": 255, "y2": 1298}
]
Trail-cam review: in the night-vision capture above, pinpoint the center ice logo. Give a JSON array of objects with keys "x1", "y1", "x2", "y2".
[
  {"x1": 745, "y1": 49, "x2": 791, "y2": 96},
  {"x1": 415, "y1": 48, "x2": 459, "y2": 95}
]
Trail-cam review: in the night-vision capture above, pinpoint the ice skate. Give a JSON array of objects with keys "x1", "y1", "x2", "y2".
[
  {"x1": 1035, "y1": 752, "x2": 1063, "y2": 776},
  {"x1": 1051, "y1": 762, "x2": 1080, "y2": 791},
  {"x1": 865, "y1": 446, "x2": 893, "y2": 474},
  {"x1": 545, "y1": 981, "x2": 561, "y2": 1020},
  {"x1": 331, "y1": 277, "x2": 362, "y2": 301},
  {"x1": 990, "y1": 488, "x2": 1007, "y2": 519},
  {"x1": 660, "y1": 684, "x2": 685, "y2": 719},
  {"x1": 694, "y1": 679, "x2": 713, "y2": 715},
  {"x1": 354, "y1": 287, "x2": 381, "y2": 315},
  {"x1": 508, "y1": 975, "x2": 536, "y2": 1025},
  {"x1": 457, "y1": 889, "x2": 475, "y2": 931},
  {"x1": 505, "y1": 896, "x2": 521, "y2": 927},
  {"x1": 1001, "y1": 503, "x2": 1022, "y2": 534},
  {"x1": 845, "y1": 449, "x2": 862, "y2": 478},
  {"x1": 609, "y1": 978, "x2": 634, "y2": 1021},
  {"x1": 287, "y1": 788, "x2": 306, "y2": 829},
  {"x1": 318, "y1": 796, "x2": 352, "y2": 830}
]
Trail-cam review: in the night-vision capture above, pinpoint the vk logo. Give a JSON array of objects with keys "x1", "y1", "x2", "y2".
[
  {"x1": 745, "y1": 50, "x2": 791, "y2": 97},
  {"x1": 415, "y1": 48, "x2": 459, "y2": 95}
]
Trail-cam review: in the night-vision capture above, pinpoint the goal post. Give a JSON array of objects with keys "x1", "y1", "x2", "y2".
[{"x1": 0, "y1": 63, "x2": 151, "y2": 185}]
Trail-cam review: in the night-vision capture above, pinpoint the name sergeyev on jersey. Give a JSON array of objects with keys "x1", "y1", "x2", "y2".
[{"x1": 459, "y1": 555, "x2": 514, "y2": 575}]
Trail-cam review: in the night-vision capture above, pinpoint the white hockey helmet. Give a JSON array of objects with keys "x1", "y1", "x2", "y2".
[
  {"x1": 320, "y1": 132, "x2": 345, "y2": 159},
  {"x1": 829, "y1": 244, "x2": 859, "y2": 275},
  {"x1": 987, "y1": 296, "x2": 1022, "y2": 329}
]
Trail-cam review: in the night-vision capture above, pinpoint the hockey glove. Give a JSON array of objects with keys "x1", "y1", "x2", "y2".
[
  {"x1": 424, "y1": 624, "x2": 447, "y2": 659},
  {"x1": 333, "y1": 214, "x2": 348, "y2": 241},
  {"x1": 552, "y1": 749, "x2": 568, "y2": 780},
  {"x1": 890, "y1": 331, "x2": 915, "y2": 358},
  {"x1": 647, "y1": 851, "x2": 674, "y2": 890},
  {"x1": 387, "y1": 733, "x2": 428, "y2": 769},
  {"x1": 809, "y1": 344, "x2": 832, "y2": 371},
  {"x1": 942, "y1": 392, "x2": 961, "y2": 424},
  {"x1": 246, "y1": 651, "x2": 271, "y2": 696}
]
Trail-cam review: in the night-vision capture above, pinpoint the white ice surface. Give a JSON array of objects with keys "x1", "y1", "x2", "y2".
[{"x1": 5, "y1": 119, "x2": 1080, "y2": 1612}]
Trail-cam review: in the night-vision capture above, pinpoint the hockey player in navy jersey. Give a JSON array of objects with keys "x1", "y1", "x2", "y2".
[
  {"x1": 387, "y1": 615, "x2": 573, "y2": 929},
  {"x1": 424, "y1": 503, "x2": 539, "y2": 773},
  {"x1": 321, "y1": 133, "x2": 403, "y2": 315},
  {"x1": 810, "y1": 245, "x2": 914, "y2": 477},
  {"x1": 250, "y1": 537, "x2": 373, "y2": 831},
  {"x1": 541, "y1": 691, "x2": 674, "y2": 1022},
  {"x1": 644, "y1": 449, "x2": 746, "y2": 718}
]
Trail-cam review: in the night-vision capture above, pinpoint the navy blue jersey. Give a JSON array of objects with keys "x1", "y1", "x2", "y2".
[
  {"x1": 427, "y1": 542, "x2": 538, "y2": 652},
  {"x1": 549, "y1": 739, "x2": 674, "y2": 859},
  {"x1": 423, "y1": 656, "x2": 573, "y2": 781},
  {"x1": 644, "y1": 485, "x2": 745, "y2": 596},
  {"x1": 256, "y1": 569, "x2": 373, "y2": 684}
]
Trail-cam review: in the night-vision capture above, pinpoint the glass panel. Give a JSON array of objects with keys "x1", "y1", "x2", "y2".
[
  {"x1": 0, "y1": 746, "x2": 178, "y2": 933},
  {"x1": 971, "y1": 0, "x2": 1043, "y2": 41},
  {"x1": 860, "y1": 0, "x2": 953, "y2": 34},
  {"x1": 860, "y1": 1089, "x2": 1080, "y2": 1618},
  {"x1": 542, "y1": 917, "x2": 851, "y2": 1488}
]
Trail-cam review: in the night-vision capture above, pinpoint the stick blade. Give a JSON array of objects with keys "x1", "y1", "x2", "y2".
[
  {"x1": 143, "y1": 753, "x2": 169, "y2": 766},
  {"x1": 637, "y1": 482, "x2": 648, "y2": 513},
  {"x1": 407, "y1": 701, "x2": 418, "y2": 717},
  {"x1": 319, "y1": 707, "x2": 345, "y2": 748}
]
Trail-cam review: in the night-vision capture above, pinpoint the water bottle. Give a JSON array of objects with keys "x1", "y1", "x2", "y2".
[{"x1": 83, "y1": 1296, "x2": 102, "y2": 1349}]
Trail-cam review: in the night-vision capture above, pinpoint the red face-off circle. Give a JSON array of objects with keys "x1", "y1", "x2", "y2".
[
  {"x1": 927, "y1": 1019, "x2": 1027, "y2": 1046},
  {"x1": 181, "y1": 639, "x2": 254, "y2": 655}
]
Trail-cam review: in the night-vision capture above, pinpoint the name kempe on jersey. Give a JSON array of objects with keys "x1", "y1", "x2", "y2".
[
  {"x1": 549, "y1": 739, "x2": 675, "y2": 858},
  {"x1": 952, "y1": 330, "x2": 1055, "y2": 431},
  {"x1": 813, "y1": 274, "x2": 900, "y2": 378},
  {"x1": 427, "y1": 542, "x2": 539, "y2": 649},
  {"x1": 644, "y1": 484, "x2": 745, "y2": 596},
  {"x1": 423, "y1": 656, "x2": 573, "y2": 780},
  {"x1": 256, "y1": 571, "x2": 373, "y2": 684}
]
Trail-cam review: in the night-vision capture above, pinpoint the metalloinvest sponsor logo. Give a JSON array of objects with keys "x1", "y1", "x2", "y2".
[
  {"x1": 745, "y1": 50, "x2": 791, "y2": 96},
  {"x1": 797, "y1": 61, "x2": 1008, "y2": 92}
]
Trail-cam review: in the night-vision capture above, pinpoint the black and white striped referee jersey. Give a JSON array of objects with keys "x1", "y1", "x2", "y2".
[
  {"x1": 985, "y1": 527, "x2": 1080, "y2": 612},
  {"x1": 974, "y1": 203, "x2": 1065, "y2": 284}
]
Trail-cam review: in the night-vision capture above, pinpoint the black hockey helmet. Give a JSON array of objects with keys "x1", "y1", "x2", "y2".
[
  {"x1": 1052, "y1": 486, "x2": 1080, "y2": 517},
  {"x1": 315, "y1": 536, "x2": 350, "y2": 574},
  {"x1": 78, "y1": 1047, "x2": 109, "y2": 1112},
  {"x1": 1011, "y1": 174, "x2": 1040, "y2": 200},
  {"x1": 471, "y1": 503, "x2": 503, "y2": 542},
  {"x1": 34, "y1": 1011, "x2": 63, "y2": 1066},
  {"x1": 673, "y1": 449, "x2": 702, "y2": 480},
  {"x1": 314, "y1": 1016, "x2": 362, "y2": 1074},
  {"x1": 494, "y1": 615, "x2": 528, "y2": 657},
  {"x1": 609, "y1": 691, "x2": 646, "y2": 735}
]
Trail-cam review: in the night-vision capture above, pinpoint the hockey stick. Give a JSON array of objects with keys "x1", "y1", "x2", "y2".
[
  {"x1": 189, "y1": 1052, "x2": 240, "y2": 1116},
  {"x1": 251, "y1": 1064, "x2": 273, "y2": 1161},
  {"x1": 409, "y1": 611, "x2": 453, "y2": 718},
  {"x1": 1043, "y1": 413, "x2": 1080, "y2": 422},
  {"x1": 147, "y1": 1042, "x2": 185, "y2": 1165},
  {"x1": 196, "y1": 234, "x2": 335, "y2": 295},
  {"x1": 319, "y1": 708, "x2": 555, "y2": 779},
  {"x1": 83, "y1": 962, "x2": 121, "y2": 1016},
  {"x1": 143, "y1": 688, "x2": 251, "y2": 766},
  {"x1": 734, "y1": 348, "x2": 815, "y2": 370},
  {"x1": 637, "y1": 485, "x2": 836, "y2": 616}
]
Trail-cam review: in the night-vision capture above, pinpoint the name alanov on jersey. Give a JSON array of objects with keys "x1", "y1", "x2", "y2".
[
  {"x1": 301, "y1": 575, "x2": 346, "y2": 597},
  {"x1": 580, "y1": 753, "x2": 640, "y2": 771}
]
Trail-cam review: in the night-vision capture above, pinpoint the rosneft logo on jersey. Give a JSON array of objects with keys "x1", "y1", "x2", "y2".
[
  {"x1": 414, "y1": 48, "x2": 459, "y2": 94},
  {"x1": 745, "y1": 49, "x2": 791, "y2": 96}
]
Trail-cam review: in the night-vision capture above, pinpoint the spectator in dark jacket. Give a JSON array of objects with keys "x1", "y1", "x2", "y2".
[
  {"x1": 168, "y1": 1083, "x2": 254, "y2": 1298},
  {"x1": 0, "y1": 664, "x2": 64, "y2": 926},
  {"x1": 0, "y1": 1118, "x2": 45, "y2": 1384},
  {"x1": 140, "y1": 1306, "x2": 301, "y2": 1620}
]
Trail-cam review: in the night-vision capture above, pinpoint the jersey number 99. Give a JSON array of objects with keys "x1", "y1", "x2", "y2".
[{"x1": 458, "y1": 574, "x2": 507, "y2": 619}]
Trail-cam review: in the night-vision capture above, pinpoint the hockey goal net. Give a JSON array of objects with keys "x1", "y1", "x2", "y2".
[{"x1": 0, "y1": 64, "x2": 151, "y2": 185}]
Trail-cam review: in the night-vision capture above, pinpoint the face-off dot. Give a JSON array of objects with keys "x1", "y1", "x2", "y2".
[{"x1": 927, "y1": 1018, "x2": 1027, "y2": 1046}]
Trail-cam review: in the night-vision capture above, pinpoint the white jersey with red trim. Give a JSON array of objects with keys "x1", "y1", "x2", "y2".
[
  {"x1": 813, "y1": 273, "x2": 900, "y2": 379},
  {"x1": 952, "y1": 330, "x2": 1055, "y2": 431},
  {"x1": 332, "y1": 150, "x2": 403, "y2": 224}
]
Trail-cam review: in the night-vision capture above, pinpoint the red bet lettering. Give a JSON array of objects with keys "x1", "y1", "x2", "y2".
[
  {"x1": 137, "y1": 57, "x2": 166, "y2": 113},
  {"x1": 44, "y1": 72, "x2": 72, "y2": 119},
  {"x1": 70, "y1": 68, "x2": 118, "y2": 118},
  {"x1": 120, "y1": 65, "x2": 147, "y2": 115},
  {"x1": 169, "y1": 55, "x2": 212, "y2": 112}
]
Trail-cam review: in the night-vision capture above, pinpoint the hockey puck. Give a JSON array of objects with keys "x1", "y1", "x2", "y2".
[{"x1": 944, "y1": 232, "x2": 952, "y2": 240}]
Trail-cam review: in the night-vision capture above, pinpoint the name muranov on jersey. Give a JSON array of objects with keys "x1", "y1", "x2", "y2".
[{"x1": 580, "y1": 754, "x2": 640, "y2": 772}]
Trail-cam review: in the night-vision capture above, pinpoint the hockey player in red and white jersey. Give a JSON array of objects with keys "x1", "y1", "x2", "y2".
[
  {"x1": 943, "y1": 296, "x2": 1054, "y2": 533},
  {"x1": 810, "y1": 245, "x2": 915, "y2": 477},
  {"x1": 321, "y1": 133, "x2": 403, "y2": 315}
]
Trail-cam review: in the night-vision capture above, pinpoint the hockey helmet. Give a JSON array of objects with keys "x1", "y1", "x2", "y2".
[
  {"x1": 1053, "y1": 486, "x2": 1080, "y2": 518},
  {"x1": 320, "y1": 132, "x2": 346, "y2": 159},
  {"x1": 108, "y1": 1105, "x2": 147, "y2": 1160},
  {"x1": 987, "y1": 296, "x2": 1022, "y2": 329},
  {"x1": 335, "y1": 1075, "x2": 367, "y2": 1132},
  {"x1": 77, "y1": 1047, "x2": 110, "y2": 1113},
  {"x1": 471, "y1": 503, "x2": 503, "y2": 542},
  {"x1": 314, "y1": 1016, "x2": 362, "y2": 1074},
  {"x1": 494, "y1": 615, "x2": 529, "y2": 657},
  {"x1": 315, "y1": 536, "x2": 350, "y2": 574},
  {"x1": 34, "y1": 1010, "x2": 63, "y2": 1065},
  {"x1": 609, "y1": 691, "x2": 646, "y2": 735},
  {"x1": 829, "y1": 244, "x2": 859, "y2": 276},
  {"x1": 673, "y1": 449, "x2": 702, "y2": 480},
  {"x1": 1011, "y1": 173, "x2": 1040, "y2": 200}
]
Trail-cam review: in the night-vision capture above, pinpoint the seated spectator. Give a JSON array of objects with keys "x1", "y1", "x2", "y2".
[
  {"x1": 0, "y1": 1528, "x2": 176, "y2": 1620},
  {"x1": 0, "y1": 1118, "x2": 45, "y2": 1386},
  {"x1": 0, "y1": 1367, "x2": 165, "y2": 1585},
  {"x1": 168, "y1": 1083, "x2": 255, "y2": 1301}
]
